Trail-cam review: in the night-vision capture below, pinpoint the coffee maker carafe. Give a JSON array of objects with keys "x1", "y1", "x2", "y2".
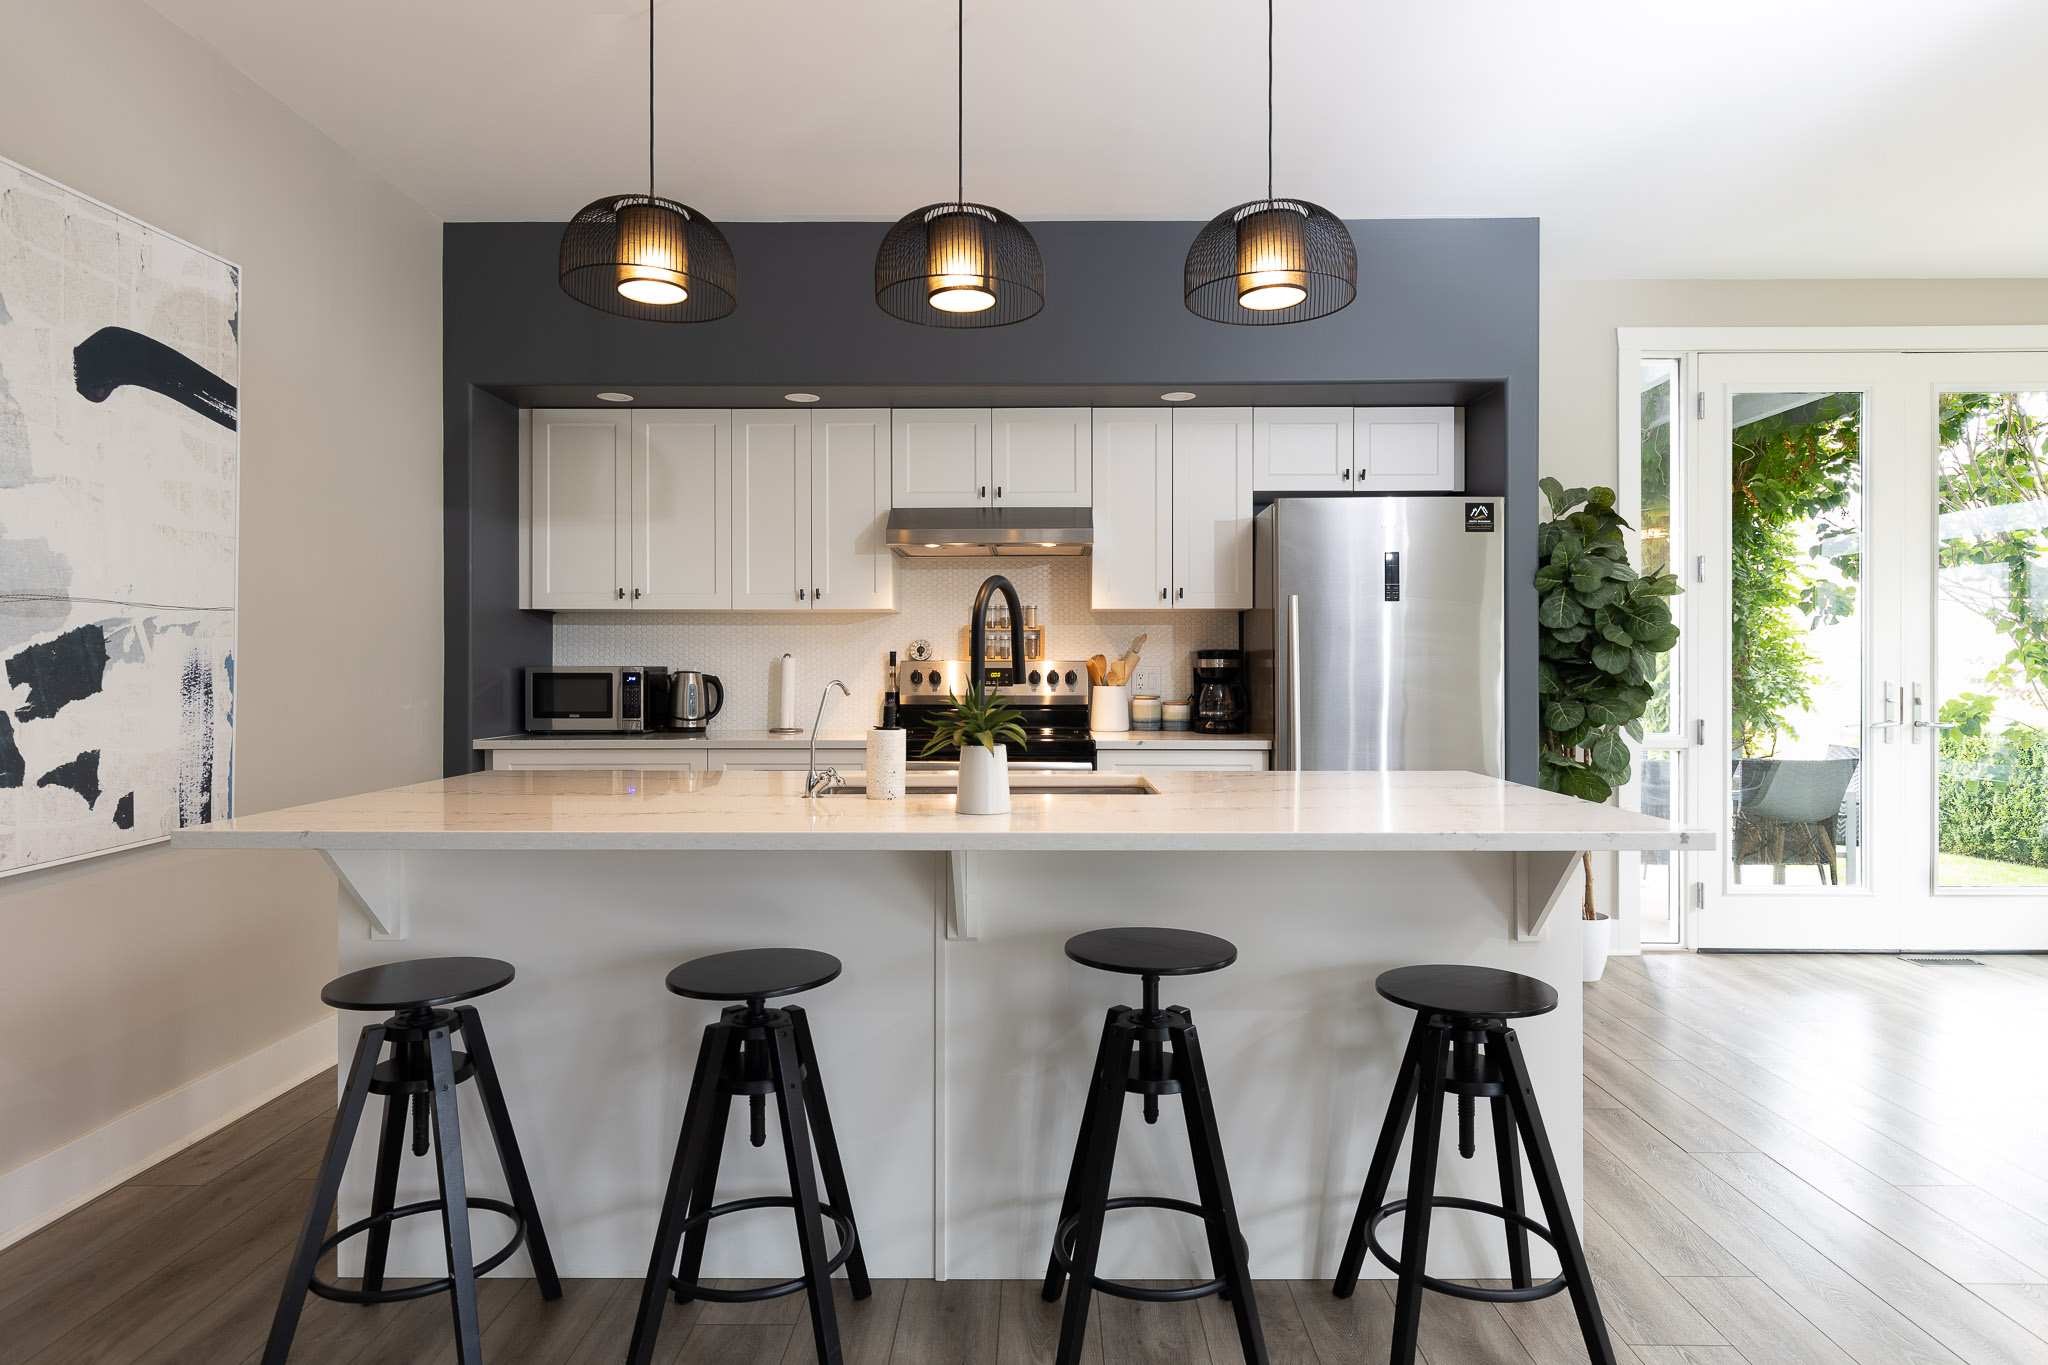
[{"x1": 1192, "y1": 650, "x2": 1248, "y2": 734}]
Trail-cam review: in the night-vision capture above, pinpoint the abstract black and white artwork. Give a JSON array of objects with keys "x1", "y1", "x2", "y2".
[{"x1": 0, "y1": 156, "x2": 238, "y2": 874}]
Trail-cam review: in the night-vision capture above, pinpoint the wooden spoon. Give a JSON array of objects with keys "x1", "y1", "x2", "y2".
[{"x1": 1088, "y1": 654, "x2": 1108, "y2": 686}]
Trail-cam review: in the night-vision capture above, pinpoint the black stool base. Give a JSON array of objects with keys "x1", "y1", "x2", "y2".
[{"x1": 629, "y1": 1001, "x2": 870, "y2": 1365}]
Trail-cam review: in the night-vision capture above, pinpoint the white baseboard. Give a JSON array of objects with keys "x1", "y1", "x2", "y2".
[{"x1": 0, "y1": 1014, "x2": 336, "y2": 1250}]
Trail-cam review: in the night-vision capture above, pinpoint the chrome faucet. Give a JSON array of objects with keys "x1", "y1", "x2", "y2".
[
  {"x1": 806, "y1": 680, "x2": 851, "y2": 798},
  {"x1": 969, "y1": 574, "x2": 1026, "y2": 696}
]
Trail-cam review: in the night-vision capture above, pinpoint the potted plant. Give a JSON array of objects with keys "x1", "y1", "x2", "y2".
[
  {"x1": 921, "y1": 683, "x2": 1029, "y2": 815},
  {"x1": 1535, "y1": 478, "x2": 1683, "y2": 980}
]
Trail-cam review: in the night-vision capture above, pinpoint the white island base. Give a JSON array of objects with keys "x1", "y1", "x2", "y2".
[{"x1": 175, "y1": 769, "x2": 1705, "y2": 1286}]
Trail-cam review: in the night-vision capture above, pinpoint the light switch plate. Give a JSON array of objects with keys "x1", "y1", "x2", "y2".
[{"x1": 1131, "y1": 664, "x2": 1165, "y2": 696}]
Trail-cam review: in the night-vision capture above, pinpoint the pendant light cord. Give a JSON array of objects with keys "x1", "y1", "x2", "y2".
[
  {"x1": 957, "y1": 0, "x2": 965, "y2": 205},
  {"x1": 1266, "y1": 0, "x2": 1274, "y2": 202},
  {"x1": 648, "y1": 0, "x2": 656, "y2": 197}
]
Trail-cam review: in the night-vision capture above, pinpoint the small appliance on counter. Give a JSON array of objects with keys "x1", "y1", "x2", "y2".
[
  {"x1": 1192, "y1": 650, "x2": 1249, "y2": 734},
  {"x1": 524, "y1": 666, "x2": 669, "y2": 733},
  {"x1": 667, "y1": 671, "x2": 724, "y2": 734}
]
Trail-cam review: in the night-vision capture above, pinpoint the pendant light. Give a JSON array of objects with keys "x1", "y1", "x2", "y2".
[
  {"x1": 1183, "y1": 0, "x2": 1355, "y2": 325},
  {"x1": 874, "y1": 0, "x2": 1043, "y2": 327},
  {"x1": 559, "y1": 0, "x2": 736, "y2": 322}
]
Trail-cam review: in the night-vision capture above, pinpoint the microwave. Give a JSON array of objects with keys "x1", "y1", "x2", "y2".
[{"x1": 524, "y1": 666, "x2": 668, "y2": 733}]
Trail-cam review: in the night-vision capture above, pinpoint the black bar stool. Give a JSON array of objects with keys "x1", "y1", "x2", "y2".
[
  {"x1": 1332, "y1": 965, "x2": 1616, "y2": 1365},
  {"x1": 264, "y1": 956, "x2": 559, "y2": 1365},
  {"x1": 628, "y1": 948, "x2": 870, "y2": 1365},
  {"x1": 1041, "y1": 927, "x2": 1268, "y2": 1365}
]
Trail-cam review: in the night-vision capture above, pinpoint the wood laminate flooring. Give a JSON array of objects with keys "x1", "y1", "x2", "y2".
[{"x1": 5, "y1": 952, "x2": 2047, "y2": 1364}]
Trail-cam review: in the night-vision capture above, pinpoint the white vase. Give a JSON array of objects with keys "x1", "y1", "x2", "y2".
[
  {"x1": 1582, "y1": 913, "x2": 1615, "y2": 983},
  {"x1": 957, "y1": 743, "x2": 1010, "y2": 815},
  {"x1": 1090, "y1": 685, "x2": 1131, "y2": 733},
  {"x1": 864, "y1": 726, "x2": 905, "y2": 800}
]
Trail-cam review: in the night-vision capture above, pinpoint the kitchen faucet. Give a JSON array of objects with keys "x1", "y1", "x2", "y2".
[
  {"x1": 969, "y1": 574, "x2": 1027, "y2": 697},
  {"x1": 806, "y1": 680, "x2": 851, "y2": 798}
]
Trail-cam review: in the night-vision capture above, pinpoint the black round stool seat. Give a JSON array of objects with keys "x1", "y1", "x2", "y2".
[
  {"x1": 1064, "y1": 927, "x2": 1237, "y2": 977},
  {"x1": 666, "y1": 947, "x2": 842, "y2": 1002},
  {"x1": 320, "y1": 956, "x2": 515, "y2": 1013},
  {"x1": 1375, "y1": 964, "x2": 1559, "y2": 1020}
]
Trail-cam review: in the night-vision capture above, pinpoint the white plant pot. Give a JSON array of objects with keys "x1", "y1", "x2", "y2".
[
  {"x1": 957, "y1": 743, "x2": 1010, "y2": 815},
  {"x1": 1582, "y1": 913, "x2": 1615, "y2": 983}
]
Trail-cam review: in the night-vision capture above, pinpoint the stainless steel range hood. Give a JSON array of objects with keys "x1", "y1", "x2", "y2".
[{"x1": 884, "y1": 506, "x2": 1093, "y2": 557}]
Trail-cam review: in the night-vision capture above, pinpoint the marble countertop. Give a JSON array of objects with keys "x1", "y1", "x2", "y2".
[
  {"x1": 474, "y1": 731, "x2": 1272, "y2": 750},
  {"x1": 174, "y1": 769, "x2": 1709, "y2": 854}
]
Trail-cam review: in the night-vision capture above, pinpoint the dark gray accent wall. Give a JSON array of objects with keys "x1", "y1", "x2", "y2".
[{"x1": 444, "y1": 217, "x2": 1539, "y2": 780}]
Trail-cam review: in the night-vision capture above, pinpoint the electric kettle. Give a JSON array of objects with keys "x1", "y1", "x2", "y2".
[{"x1": 668, "y1": 671, "x2": 724, "y2": 733}]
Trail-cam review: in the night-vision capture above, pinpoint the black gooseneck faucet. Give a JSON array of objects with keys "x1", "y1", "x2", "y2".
[{"x1": 969, "y1": 574, "x2": 1026, "y2": 697}]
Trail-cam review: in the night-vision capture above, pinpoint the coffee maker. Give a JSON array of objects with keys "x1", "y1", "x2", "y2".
[{"x1": 1193, "y1": 650, "x2": 1249, "y2": 734}]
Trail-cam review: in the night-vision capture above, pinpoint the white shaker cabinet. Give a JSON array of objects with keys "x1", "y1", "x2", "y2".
[
  {"x1": 632, "y1": 411, "x2": 730, "y2": 609},
  {"x1": 1355, "y1": 407, "x2": 1463, "y2": 491},
  {"x1": 530, "y1": 410, "x2": 631, "y2": 608},
  {"x1": 1090, "y1": 408, "x2": 1252, "y2": 612},
  {"x1": 993, "y1": 407, "x2": 1092, "y2": 506},
  {"x1": 891, "y1": 409, "x2": 994, "y2": 507},
  {"x1": 732, "y1": 410, "x2": 813, "y2": 610},
  {"x1": 1252, "y1": 407, "x2": 1353, "y2": 492},
  {"x1": 810, "y1": 410, "x2": 896, "y2": 611}
]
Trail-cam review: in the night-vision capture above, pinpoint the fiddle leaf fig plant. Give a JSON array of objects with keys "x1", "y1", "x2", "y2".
[
  {"x1": 918, "y1": 682, "x2": 1029, "y2": 758},
  {"x1": 1536, "y1": 478, "x2": 1683, "y2": 810}
]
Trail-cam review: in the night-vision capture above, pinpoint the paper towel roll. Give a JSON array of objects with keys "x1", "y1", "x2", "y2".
[
  {"x1": 865, "y1": 727, "x2": 906, "y2": 800},
  {"x1": 777, "y1": 653, "x2": 798, "y2": 731}
]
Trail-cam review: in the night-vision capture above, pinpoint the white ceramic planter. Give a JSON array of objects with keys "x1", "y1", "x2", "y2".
[
  {"x1": 1581, "y1": 913, "x2": 1614, "y2": 983},
  {"x1": 1090, "y1": 686, "x2": 1131, "y2": 733},
  {"x1": 957, "y1": 743, "x2": 1010, "y2": 815}
]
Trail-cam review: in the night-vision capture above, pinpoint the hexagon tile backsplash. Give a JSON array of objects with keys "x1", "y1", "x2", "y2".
[{"x1": 553, "y1": 559, "x2": 1240, "y2": 732}]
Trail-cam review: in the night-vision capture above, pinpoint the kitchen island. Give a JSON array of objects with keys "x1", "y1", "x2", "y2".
[{"x1": 175, "y1": 768, "x2": 1704, "y2": 1285}]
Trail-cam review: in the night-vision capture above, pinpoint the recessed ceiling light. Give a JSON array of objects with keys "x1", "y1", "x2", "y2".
[
  {"x1": 597, "y1": 392, "x2": 634, "y2": 402},
  {"x1": 1161, "y1": 391, "x2": 1197, "y2": 402},
  {"x1": 785, "y1": 393, "x2": 821, "y2": 403}
]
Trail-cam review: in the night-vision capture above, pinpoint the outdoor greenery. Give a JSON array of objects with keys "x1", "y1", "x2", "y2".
[
  {"x1": 1935, "y1": 726, "x2": 2048, "y2": 868},
  {"x1": 1535, "y1": 478, "x2": 1682, "y2": 806},
  {"x1": 917, "y1": 682, "x2": 1027, "y2": 758}
]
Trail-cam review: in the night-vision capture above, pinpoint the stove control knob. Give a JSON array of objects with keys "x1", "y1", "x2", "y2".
[
  {"x1": 908, "y1": 669, "x2": 922, "y2": 686},
  {"x1": 1064, "y1": 670, "x2": 1077, "y2": 686},
  {"x1": 1029, "y1": 670, "x2": 1041, "y2": 685},
  {"x1": 930, "y1": 674, "x2": 944, "y2": 690}
]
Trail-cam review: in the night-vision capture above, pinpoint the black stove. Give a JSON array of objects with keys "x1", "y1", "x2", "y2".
[{"x1": 897, "y1": 659, "x2": 1096, "y2": 770}]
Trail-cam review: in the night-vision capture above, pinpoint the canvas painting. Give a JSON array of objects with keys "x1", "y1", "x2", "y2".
[{"x1": 0, "y1": 156, "x2": 239, "y2": 874}]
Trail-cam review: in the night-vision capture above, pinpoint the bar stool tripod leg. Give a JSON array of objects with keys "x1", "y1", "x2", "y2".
[
  {"x1": 262, "y1": 1024, "x2": 386, "y2": 1365},
  {"x1": 1333, "y1": 1013, "x2": 1431, "y2": 1298},
  {"x1": 768, "y1": 1019, "x2": 846, "y2": 1365},
  {"x1": 1042, "y1": 1006, "x2": 1123, "y2": 1302},
  {"x1": 1173, "y1": 1017, "x2": 1269, "y2": 1365},
  {"x1": 1493, "y1": 1027, "x2": 1617, "y2": 1365},
  {"x1": 455, "y1": 1005, "x2": 562, "y2": 1298},
  {"x1": 1388, "y1": 1023, "x2": 1450, "y2": 1365},
  {"x1": 359, "y1": 1085, "x2": 409, "y2": 1295},
  {"x1": 788, "y1": 1005, "x2": 871, "y2": 1299},
  {"x1": 1054, "y1": 1023, "x2": 1130, "y2": 1365},
  {"x1": 671, "y1": 1030, "x2": 736, "y2": 1305},
  {"x1": 1490, "y1": 1088, "x2": 1532, "y2": 1289},
  {"x1": 424, "y1": 1021, "x2": 482, "y2": 1365},
  {"x1": 629, "y1": 1022, "x2": 739, "y2": 1365}
]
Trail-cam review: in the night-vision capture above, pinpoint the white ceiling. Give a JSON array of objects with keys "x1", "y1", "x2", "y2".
[{"x1": 143, "y1": 0, "x2": 2048, "y2": 279}]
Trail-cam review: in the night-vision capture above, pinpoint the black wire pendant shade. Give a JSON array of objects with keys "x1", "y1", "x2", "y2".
[
  {"x1": 1184, "y1": 0, "x2": 1355, "y2": 325},
  {"x1": 874, "y1": 0, "x2": 1043, "y2": 327},
  {"x1": 558, "y1": 0, "x2": 736, "y2": 323}
]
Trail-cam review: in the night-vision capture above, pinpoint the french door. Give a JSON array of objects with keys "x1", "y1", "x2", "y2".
[{"x1": 1681, "y1": 351, "x2": 2048, "y2": 950}]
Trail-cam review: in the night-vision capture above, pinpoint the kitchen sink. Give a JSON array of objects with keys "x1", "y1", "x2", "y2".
[{"x1": 831, "y1": 778, "x2": 1157, "y2": 797}]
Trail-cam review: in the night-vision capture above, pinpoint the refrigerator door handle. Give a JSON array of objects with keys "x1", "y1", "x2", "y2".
[{"x1": 1287, "y1": 593, "x2": 1302, "y2": 771}]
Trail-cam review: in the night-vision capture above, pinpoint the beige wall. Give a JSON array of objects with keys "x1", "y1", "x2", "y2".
[{"x1": 0, "y1": 0, "x2": 441, "y2": 1174}]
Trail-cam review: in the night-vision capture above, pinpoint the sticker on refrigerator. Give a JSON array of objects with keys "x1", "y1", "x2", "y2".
[{"x1": 1464, "y1": 502, "x2": 1496, "y2": 532}]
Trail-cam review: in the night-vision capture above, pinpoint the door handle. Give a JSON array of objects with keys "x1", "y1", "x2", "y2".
[
  {"x1": 616, "y1": 587, "x2": 626, "y2": 600},
  {"x1": 1176, "y1": 587, "x2": 1184, "y2": 600},
  {"x1": 1160, "y1": 588, "x2": 1167, "y2": 600},
  {"x1": 1287, "y1": 594, "x2": 1302, "y2": 771},
  {"x1": 979, "y1": 485, "x2": 987, "y2": 499},
  {"x1": 814, "y1": 587, "x2": 823, "y2": 600},
  {"x1": 632, "y1": 587, "x2": 642, "y2": 600},
  {"x1": 1869, "y1": 681, "x2": 1902, "y2": 744},
  {"x1": 798, "y1": 588, "x2": 806, "y2": 601},
  {"x1": 1908, "y1": 682, "x2": 1954, "y2": 741}
]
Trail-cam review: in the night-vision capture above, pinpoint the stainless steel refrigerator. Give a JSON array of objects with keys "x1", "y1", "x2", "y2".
[{"x1": 1244, "y1": 497, "x2": 1505, "y2": 775}]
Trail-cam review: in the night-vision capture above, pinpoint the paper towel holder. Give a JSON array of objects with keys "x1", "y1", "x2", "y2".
[{"x1": 769, "y1": 652, "x2": 804, "y2": 734}]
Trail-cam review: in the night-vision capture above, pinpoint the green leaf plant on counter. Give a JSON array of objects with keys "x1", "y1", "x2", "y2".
[
  {"x1": 917, "y1": 682, "x2": 1029, "y2": 758},
  {"x1": 1536, "y1": 478, "x2": 1683, "y2": 916}
]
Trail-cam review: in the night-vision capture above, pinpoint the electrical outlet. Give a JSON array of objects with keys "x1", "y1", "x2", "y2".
[{"x1": 1131, "y1": 663, "x2": 1166, "y2": 696}]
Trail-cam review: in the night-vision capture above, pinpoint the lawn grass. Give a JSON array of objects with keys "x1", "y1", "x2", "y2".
[{"x1": 1939, "y1": 850, "x2": 2048, "y2": 887}]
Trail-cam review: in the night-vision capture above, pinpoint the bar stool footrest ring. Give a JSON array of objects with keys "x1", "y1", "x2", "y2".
[
  {"x1": 309, "y1": 1197, "x2": 525, "y2": 1304},
  {"x1": 1366, "y1": 1195, "x2": 1568, "y2": 1304},
  {"x1": 667, "y1": 1195, "x2": 858, "y2": 1304},
  {"x1": 1053, "y1": 1197, "x2": 1243, "y2": 1303}
]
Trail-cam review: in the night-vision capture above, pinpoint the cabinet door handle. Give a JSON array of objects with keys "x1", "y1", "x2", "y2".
[
  {"x1": 1342, "y1": 468, "x2": 1352, "y2": 481},
  {"x1": 1177, "y1": 587, "x2": 1184, "y2": 600},
  {"x1": 616, "y1": 587, "x2": 626, "y2": 600},
  {"x1": 1160, "y1": 587, "x2": 1168, "y2": 600},
  {"x1": 996, "y1": 485, "x2": 1003, "y2": 499},
  {"x1": 980, "y1": 485, "x2": 988, "y2": 499},
  {"x1": 632, "y1": 587, "x2": 642, "y2": 600},
  {"x1": 814, "y1": 587, "x2": 824, "y2": 600},
  {"x1": 798, "y1": 588, "x2": 806, "y2": 601}
]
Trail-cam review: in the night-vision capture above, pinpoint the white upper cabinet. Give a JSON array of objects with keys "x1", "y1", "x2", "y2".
[
  {"x1": 732, "y1": 410, "x2": 813, "y2": 610},
  {"x1": 1355, "y1": 407, "x2": 1463, "y2": 491},
  {"x1": 632, "y1": 411, "x2": 730, "y2": 609},
  {"x1": 1090, "y1": 410, "x2": 1174, "y2": 610},
  {"x1": 993, "y1": 408, "x2": 1092, "y2": 506},
  {"x1": 1172, "y1": 408, "x2": 1254, "y2": 610},
  {"x1": 810, "y1": 410, "x2": 895, "y2": 612},
  {"x1": 531, "y1": 409, "x2": 630, "y2": 608},
  {"x1": 1252, "y1": 407, "x2": 1354, "y2": 492},
  {"x1": 891, "y1": 409, "x2": 993, "y2": 507}
]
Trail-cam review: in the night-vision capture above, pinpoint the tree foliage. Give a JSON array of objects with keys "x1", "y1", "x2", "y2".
[
  {"x1": 1536, "y1": 479, "x2": 1683, "y2": 804},
  {"x1": 1937, "y1": 393, "x2": 2048, "y2": 717}
]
